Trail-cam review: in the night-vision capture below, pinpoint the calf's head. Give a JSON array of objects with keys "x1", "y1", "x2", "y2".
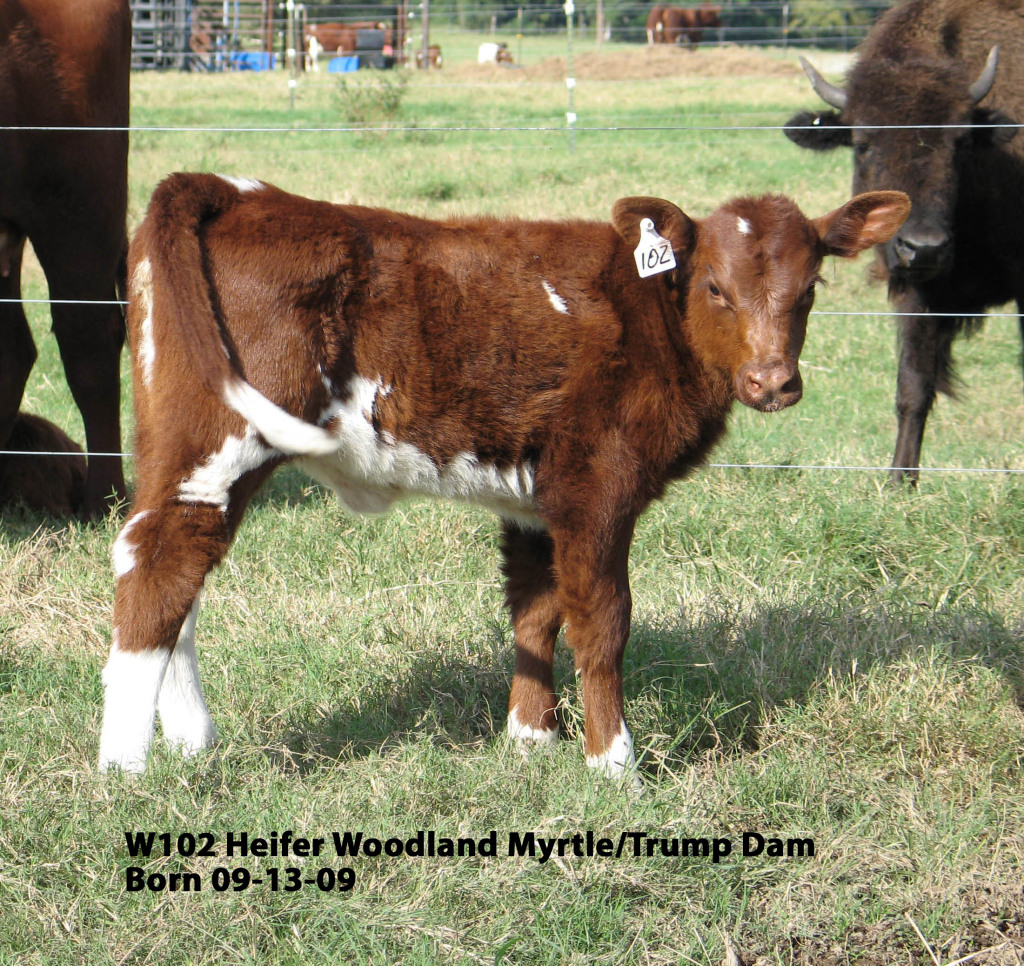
[
  {"x1": 786, "y1": 48, "x2": 1016, "y2": 284},
  {"x1": 614, "y1": 191, "x2": 911, "y2": 411}
]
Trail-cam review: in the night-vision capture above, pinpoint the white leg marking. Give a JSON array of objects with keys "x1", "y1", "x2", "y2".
[
  {"x1": 98, "y1": 634, "x2": 171, "y2": 773},
  {"x1": 218, "y1": 174, "x2": 265, "y2": 193},
  {"x1": 178, "y1": 428, "x2": 272, "y2": 511},
  {"x1": 541, "y1": 279, "x2": 569, "y2": 315},
  {"x1": 586, "y1": 721, "x2": 636, "y2": 778},
  {"x1": 132, "y1": 258, "x2": 156, "y2": 387},
  {"x1": 112, "y1": 510, "x2": 152, "y2": 579},
  {"x1": 158, "y1": 596, "x2": 217, "y2": 756},
  {"x1": 507, "y1": 705, "x2": 559, "y2": 755}
]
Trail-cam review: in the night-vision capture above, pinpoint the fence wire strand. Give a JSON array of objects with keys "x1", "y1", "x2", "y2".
[
  {"x1": 4, "y1": 68, "x2": 1022, "y2": 478},
  {"x1": 1, "y1": 448, "x2": 1021, "y2": 477}
]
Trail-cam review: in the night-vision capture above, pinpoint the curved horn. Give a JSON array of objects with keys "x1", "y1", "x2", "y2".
[
  {"x1": 799, "y1": 55, "x2": 847, "y2": 111},
  {"x1": 968, "y1": 45, "x2": 999, "y2": 104}
]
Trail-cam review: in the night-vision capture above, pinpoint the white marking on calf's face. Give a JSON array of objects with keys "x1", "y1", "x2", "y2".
[
  {"x1": 541, "y1": 279, "x2": 569, "y2": 315},
  {"x1": 737, "y1": 216, "x2": 752, "y2": 235},
  {"x1": 301, "y1": 374, "x2": 540, "y2": 523},
  {"x1": 112, "y1": 510, "x2": 152, "y2": 578},
  {"x1": 178, "y1": 429, "x2": 272, "y2": 511}
]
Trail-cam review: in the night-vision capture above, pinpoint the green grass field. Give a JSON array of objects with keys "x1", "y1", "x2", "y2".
[{"x1": 2, "y1": 40, "x2": 1022, "y2": 965}]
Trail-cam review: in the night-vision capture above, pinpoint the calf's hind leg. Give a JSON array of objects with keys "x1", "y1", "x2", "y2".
[
  {"x1": 100, "y1": 503, "x2": 230, "y2": 772},
  {"x1": 100, "y1": 465, "x2": 270, "y2": 772}
]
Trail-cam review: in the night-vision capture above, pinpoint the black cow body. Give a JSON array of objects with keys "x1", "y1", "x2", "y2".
[{"x1": 785, "y1": 0, "x2": 1024, "y2": 481}]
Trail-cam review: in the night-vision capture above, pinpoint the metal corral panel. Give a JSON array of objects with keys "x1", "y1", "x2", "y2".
[{"x1": 130, "y1": 0, "x2": 191, "y2": 70}]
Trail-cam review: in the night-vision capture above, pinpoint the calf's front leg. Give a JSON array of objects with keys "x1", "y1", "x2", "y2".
[{"x1": 551, "y1": 519, "x2": 637, "y2": 778}]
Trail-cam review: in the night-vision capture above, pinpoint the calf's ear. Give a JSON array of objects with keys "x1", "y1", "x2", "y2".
[
  {"x1": 784, "y1": 110, "x2": 852, "y2": 151},
  {"x1": 612, "y1": 197, "x2": 696, "y2": 254},
  {"x1": 813, "y1": 190, "x2": 911, "y2": 257}
]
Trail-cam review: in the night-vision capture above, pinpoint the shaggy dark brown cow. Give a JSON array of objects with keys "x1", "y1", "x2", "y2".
[
  {"x1": 0, "y1": 0, "x2": 130, "y2": 516},
  {"x1": 98, "y1": 173, "x2": 908, "y2": 776},
  {"x1": 785, "y1": 0, "x2": 1024, "y2": 483},
  {"x1": 647, "y1": 4, "x2": 722, "y2": 46}
]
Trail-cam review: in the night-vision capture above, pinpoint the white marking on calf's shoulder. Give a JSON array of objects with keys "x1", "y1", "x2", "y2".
[
  {"x1": 112, "y1": 510, "x2": 152, "y2": 578},
  {"x1": 541, "y1": 279, "x2": 569, "y2": 315},
  {"x1": 218, "y1": 174, "x2": 264, "y2": 193},
  {"x1": 737, "y1": 216, "x2": 752, "y2": 235}
]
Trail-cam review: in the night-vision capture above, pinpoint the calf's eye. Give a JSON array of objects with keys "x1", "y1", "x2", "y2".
[{"x1": 709, "y1": 283, "x2": 721, "y2": 297}]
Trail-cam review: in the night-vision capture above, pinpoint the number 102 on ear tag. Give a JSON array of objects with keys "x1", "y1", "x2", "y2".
[{"x1": 633, "y1": 218, "x2": 677, "y2": 279}]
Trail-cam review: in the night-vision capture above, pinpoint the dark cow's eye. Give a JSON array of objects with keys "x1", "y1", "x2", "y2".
[{"x1": 709, "y1": 283, "x2": 721, "y2": 297}]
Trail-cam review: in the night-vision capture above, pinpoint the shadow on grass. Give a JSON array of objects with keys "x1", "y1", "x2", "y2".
[{"x1": 269, "y1": 597, "x2": 1024, "y2": 775}]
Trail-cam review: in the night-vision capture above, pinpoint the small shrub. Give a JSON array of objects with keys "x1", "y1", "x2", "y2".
[{"x1": 337, "y1": 70, "x2": 409, "y2": 128}]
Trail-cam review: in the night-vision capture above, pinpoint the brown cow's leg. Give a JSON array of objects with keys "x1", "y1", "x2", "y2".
[
  {"x1": 99, "y1": 460, "x2": 274, "y2": 772},
  {"x1": 48, "y1": 296, "x2": 126, "y2": 517},
  {"x1": 550, "y1": 518, "x2": 637, "y2": 778},
  {"x1": 0, "y1": 235, "x2": 36, "y2": 450},
  {"x1": 501, "y1": 522, "x2": 562, "y2": 750},
  {"x1": 33, "y1": 216, "x2": 127, "y2": 518}
]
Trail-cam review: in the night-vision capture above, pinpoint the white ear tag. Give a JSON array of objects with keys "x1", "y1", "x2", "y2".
[{"x1": 633, "y1": 218, "x2": 677, "y2": 278}]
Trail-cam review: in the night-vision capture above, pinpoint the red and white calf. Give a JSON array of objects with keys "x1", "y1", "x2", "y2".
[{"x1": 99, "y1": 174, "x2": 908, "y2": 776}]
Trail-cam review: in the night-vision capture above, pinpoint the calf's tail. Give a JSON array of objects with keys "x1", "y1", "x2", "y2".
[{"x1": 140, "y1": 172, "x2": 341, "y2": 457}]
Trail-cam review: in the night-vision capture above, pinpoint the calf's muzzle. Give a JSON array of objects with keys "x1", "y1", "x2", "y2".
[{"x1": 736, "y1": 360, "x2": 803, "y2": 412}]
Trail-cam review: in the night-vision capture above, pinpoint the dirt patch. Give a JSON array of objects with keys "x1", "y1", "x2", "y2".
[{"x1": 447, "y1": 45, "x2": 806, "y2": 84}]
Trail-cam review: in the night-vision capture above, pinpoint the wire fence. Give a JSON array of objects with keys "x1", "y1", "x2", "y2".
[
  {"x1": 3, "y1": 447, "x2": 1023, "y2": 477},
  {"x1": 133, "y1": 0, "x2": 898, "y2": 70},
  {"x1": 4, "y1": 36, "x2": 1021, "y2": 477}
]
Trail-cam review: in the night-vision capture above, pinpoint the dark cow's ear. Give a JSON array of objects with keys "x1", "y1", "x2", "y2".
[
  {"x1": 784, "y1": 110, "x2": 852, "y2": 151},
  {"x1": 813, "y1": 190, "x2": 911, "y2": 257},
  {"x1": 972, "y1": 107, "x2": 1019, "y2": 146},
  {"x1": 611, "y1": 197, "x2": 695, "y2": 254}
]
